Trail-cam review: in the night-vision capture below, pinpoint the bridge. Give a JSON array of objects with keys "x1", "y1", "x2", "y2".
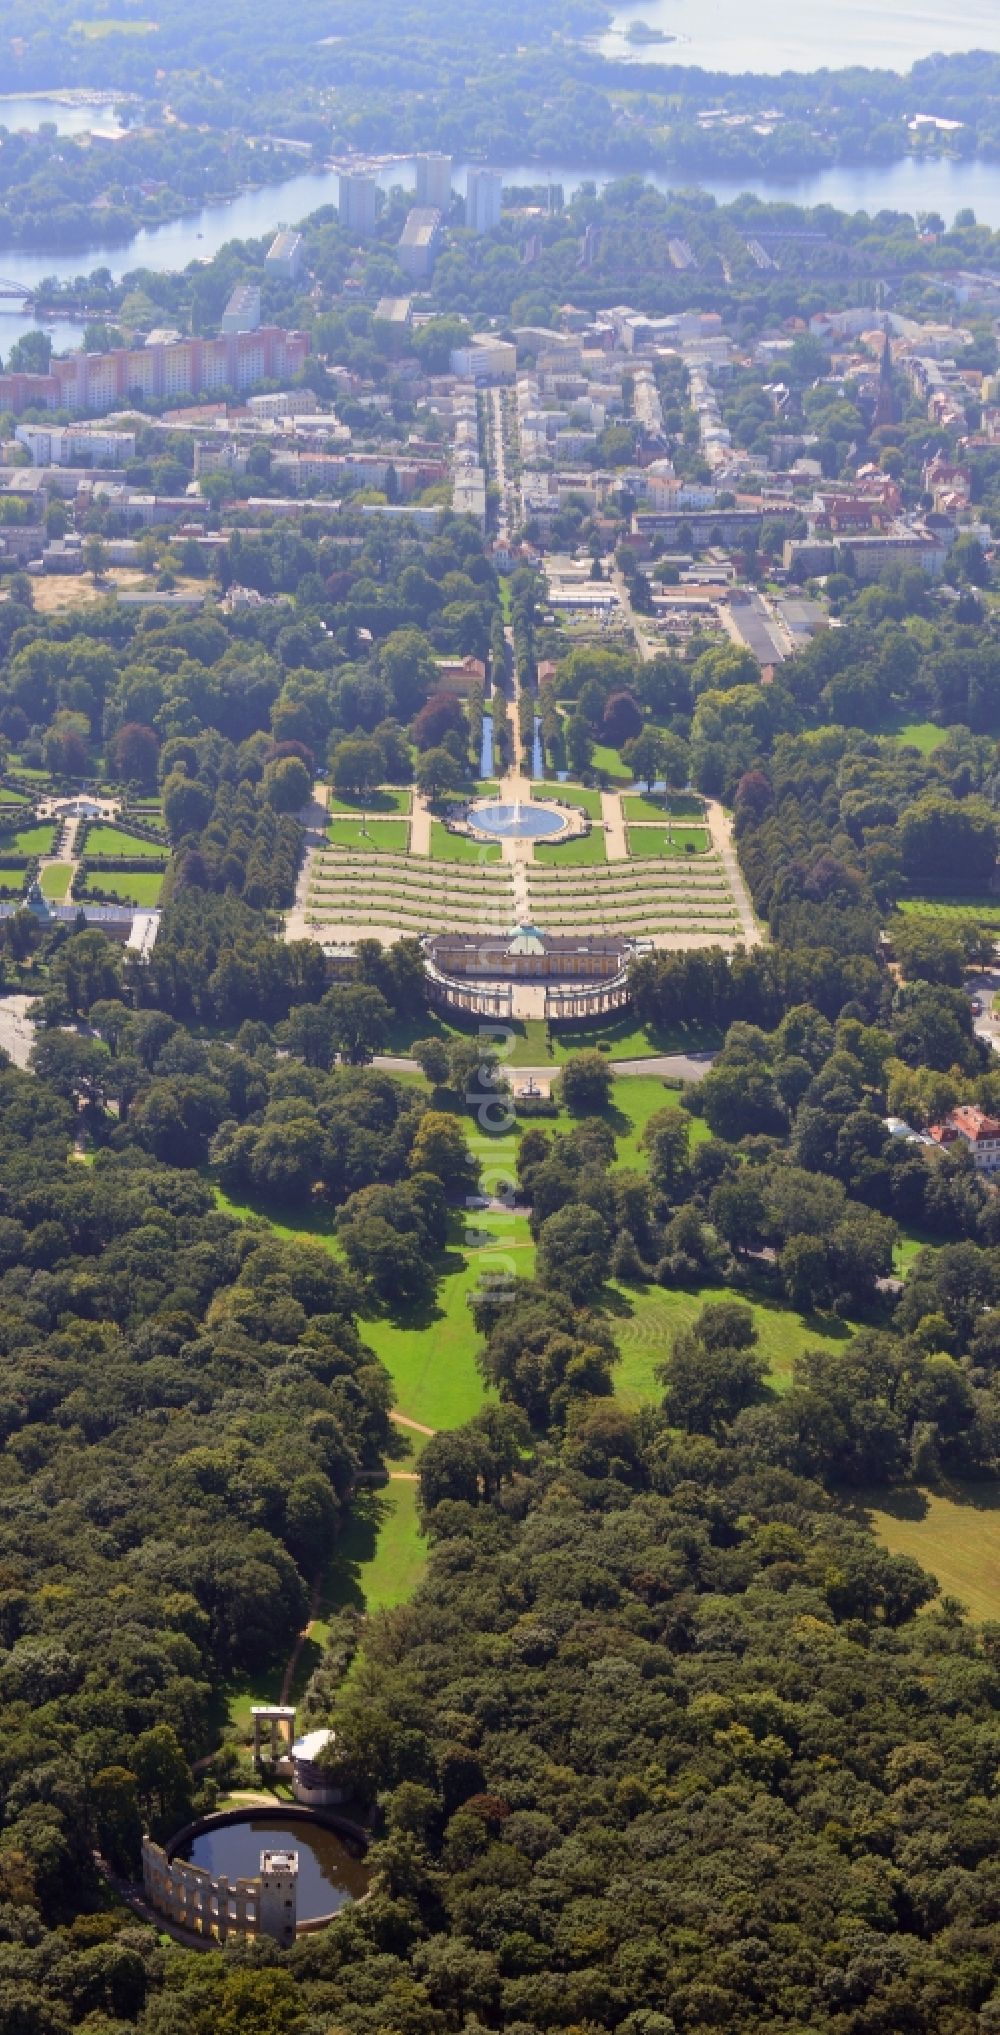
[{"x1": 0, "y1": 280, "x2": 33, "y2": 301}]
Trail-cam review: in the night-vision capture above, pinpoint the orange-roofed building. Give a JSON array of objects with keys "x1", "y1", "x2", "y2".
[{"x1": 930, "y1": 1107, "x2": 1000, "y2": 1175}]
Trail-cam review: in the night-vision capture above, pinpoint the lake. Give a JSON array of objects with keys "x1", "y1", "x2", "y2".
[
  {"x1": 597, "y1": 0, "x2": 1000, "y2": 72},
  {"x1": 5, "y1": 114, "x2": 1000, "y2": 360},
  {"x1": 0, "y1": 93, "x2": 122, "y2": 136}
]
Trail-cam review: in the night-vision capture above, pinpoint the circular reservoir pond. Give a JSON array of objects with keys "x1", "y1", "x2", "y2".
[
  {"x1": 178, "y1": 1815, "x2": 368, "y2": 1923},
  {"x1": 469, "y1": 800, "x2": 567, "y2": 840}
]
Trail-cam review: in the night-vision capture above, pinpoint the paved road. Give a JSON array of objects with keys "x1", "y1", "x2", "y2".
[
  {"x1": 373, "y1": 1051, "x2": 713, "y2": 1084},
  {"x1": 704, "y1": 797, "x2": 764, "y2": 950},
  {"x1": 0, "y1": 995, "x2": 38, "y2": 1070}
]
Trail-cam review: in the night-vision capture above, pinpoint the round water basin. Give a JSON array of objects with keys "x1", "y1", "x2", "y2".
[
  {"x1": 178, "y1": 1814, "x2": 368, "y2": 1924},
  {"x1": 469, "y1": 800, "x2": 567, "y2": 840}
]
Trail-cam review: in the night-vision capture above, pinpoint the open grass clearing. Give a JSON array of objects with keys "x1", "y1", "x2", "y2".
[
  {"x1": 40, "y1": 864, "x2": 73, "y2": 901},
  {"x1": 608, "y1": 1279, "x2": 857, "y2": 1408},
  {"x1": 326, "y1": 817, "x2": 410, "y2": 853},
  {"x1": 83, "y1": 869, "x2": 163, "y2": 906},
  {"x1": 320, "y1": 1480, "x2": 429, "y2": 1620},
  {"x1": 84, "y1": 824, "x2": 165, "y2": 857},
  {"x1": 0, "y1": 866, "x2": 26, "y2": 892},
  {"x1": 601, "y1": 1075, "x2": 708, "y2": 1171},
  {"x1": 856, "y1": 1480, "x2": 1000, "y2": 1623},
  {"x1": 881, "y1": 717, "x2": 948, "y2": 754},
  {"x1": 628, "y1": 826, "x2": 710, "y2": 858},
  {"x1": 361, "y1": 1210, "x2": 534, "y2": 1431},
  {"x1": 589, "y1": 743, "x2": 631, "y2": 785},
  {"x1": 0, "y1": 787, "x2": 26, "y2": 805}
]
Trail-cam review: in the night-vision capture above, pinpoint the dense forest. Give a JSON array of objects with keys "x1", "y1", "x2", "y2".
[
  {"x1": 4, "y1": 0, "x2": 1000, "y2": 232},
  {"x1": 0, "y1": 485, "x2": 994, "y2": 2030}
]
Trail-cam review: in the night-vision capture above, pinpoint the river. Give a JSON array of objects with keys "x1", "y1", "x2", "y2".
[{"x1": 6, "y1": 116, "x2": 1000, "y2": 362}]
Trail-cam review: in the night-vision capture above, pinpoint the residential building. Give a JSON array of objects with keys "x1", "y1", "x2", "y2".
[
  {"x1": 246, "y1": 389, "x2": 319, "y2": 419},
  {"x1": 449, "y1": 335, "x2": 516, "y2": 384},
  {"x1": 398, "y1": 208, "x2": 442, "y2": 280},
  {"x1": 0, "y1": 329, "x2": 309, "y2": 416},
  {"x1": 465, "y1": 166, "x2": 503, "y2": 234},
  {"x1": 415, "y1": 153, "x2": 452, "y2": 211},
  {"x1": 14, "y1": 424, "x2": 135, "y2": 466},
  {"x1": 338, "y1": 170, "x2": 377, "y2": 239},
  {"x1": 266, "y1": 229, "x2": 304, "y2": 280},
  {"x1": 221, "y1": 285, "x2": 262, "y2": 335},
  {"x1": 375, "y1": 296, "x2": 413, "y2": 327},
  {"x1": 928, "y1": 1106, "x2": 1000, "y2": 1175},
  {"x1": 193, "y1": 437, "x2": 250, "y2": 478}
]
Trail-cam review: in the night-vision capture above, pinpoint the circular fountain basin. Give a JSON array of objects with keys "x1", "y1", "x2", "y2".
[{"x1": 468, "y1": 800, "x2": 568, "y2": 840}]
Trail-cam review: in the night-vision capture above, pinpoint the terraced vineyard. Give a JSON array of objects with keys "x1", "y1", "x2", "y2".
[
  {"x1": 527, "y1": 855, "x2": 743, "y2": 939},
  {"x1": 306, "y1": 847, "x2": 517, "y2": 933}
]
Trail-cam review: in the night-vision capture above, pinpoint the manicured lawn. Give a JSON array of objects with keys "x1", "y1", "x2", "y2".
[
  {"x1": 40, "y1": 863, "x2": 73, "y2": 900},
  {"x1": 628, "y1": 826, "x2": 710, "y2": 858},
  {"x1": 327, "y1": 786, "x2": 412, "y2": 815},
  {"x1": 83, "y1": 870, "x2": 163, "y2": 906},
  {"x1": 859, "y1": 1480, "x2": 1000, "y2": 1622},
  {"x1": 608, "y1": 1280, "x2": 856, "y2": 1408},
  {"x1": 0, "y1": 788, "x2": 26, "y2": 804},
  {"x1": 430, "y1": 821, "x2": 501, "y2": 864},
  {"x1": 380, "y1": 1007, "x2": 721, "y2": 1068},
  {"x1": 361, "y1": 1210, "x2": 534, "y2": 1430},
  {"x1": 623, "y1": 792, "x2": 707, "y2": 822},
  {"x1": 0, "y1": 865, "x2": 26, "y2": 891},
  {"x1": 327, "y1": 817, "x2": 410, "y2": 853},
  {"x1": 84, "y1": 825, "x2": 165, "y2": 857},
  {"x1": 623, "y1": 793, "x2": 669, "y2": 821},
  {"x1": 534, "y1": 829, "x2": 607, "y2": 866},
  {"x1": 0, "y1": 824, "x2": 58, "y2": 856},
  {"x1": 532, "y1": 781, "x2": 604, "y2": 820}
]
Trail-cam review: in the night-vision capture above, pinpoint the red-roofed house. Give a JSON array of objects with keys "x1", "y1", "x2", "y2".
[{"x1": 929, "y1": 1106, "x2": 1000, "y2": 1175}]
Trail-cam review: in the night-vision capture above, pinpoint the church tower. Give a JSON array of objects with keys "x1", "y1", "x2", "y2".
[{"x1": 874, "y1": 324, "x2": 899, "y2": 429}]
